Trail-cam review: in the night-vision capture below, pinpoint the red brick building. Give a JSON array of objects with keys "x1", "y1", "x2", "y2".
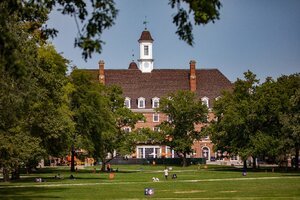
[{"x1": 88, "y1": 28, "x2": 232, "y2": 161}]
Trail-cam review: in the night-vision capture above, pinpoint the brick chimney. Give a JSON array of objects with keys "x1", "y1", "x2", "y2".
[
  {"x1": 99, "y1": 60, "x2": 105, "y2": 85},
  {"x1": 189, "y1": 60, "x2": 197, "y2": 92}
]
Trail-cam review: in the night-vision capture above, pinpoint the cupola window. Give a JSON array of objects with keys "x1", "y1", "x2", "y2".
[{"x1": 144, "y1": 45, "x2": 149, "y2": 56}]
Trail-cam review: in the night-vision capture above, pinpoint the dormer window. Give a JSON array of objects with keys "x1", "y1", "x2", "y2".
[
  {"x1": 201, "y1": 97, "x2": 209, "y2": 108},
  {"x1": 138, "y1": 97, "x2": 145, "y2": 108},
  {"x1": 124, "y1": 97, "x2": 131, "y2": 108},
  {"x1": 152, "y1": 97, "x2": 160, "y2": 108}
]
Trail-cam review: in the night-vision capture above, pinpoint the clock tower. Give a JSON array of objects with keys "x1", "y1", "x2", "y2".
[{"x1": 138, "y1": 28, "x2": 154, "y2": 73}]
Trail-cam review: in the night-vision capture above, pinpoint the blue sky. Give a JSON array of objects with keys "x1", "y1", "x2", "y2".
[{"x1": 47, "y1": 0, "x2": 300, "y2": 82}]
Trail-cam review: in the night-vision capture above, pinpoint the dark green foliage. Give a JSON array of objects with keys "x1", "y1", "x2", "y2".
[
  {"x1": 0, "y1": 1, "x2": 73, "y2": 179},
  {"x1": 0, "y1": 0, "x2": 118, "y2": 60},
  {"x1": 157, "y1": 90, "x2": 208, "y2": 166},
  {"x1": 209, "y1": 71, "x2": 300, "y2": 169},
  {"x1": 169, "y1": 0, "x2": 221, "y2": 45},
  {"x1": 69, "y1": 71, "x2": 144, "y2": 171}
]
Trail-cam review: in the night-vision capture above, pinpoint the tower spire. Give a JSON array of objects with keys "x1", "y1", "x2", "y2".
[
  {"x1": 138, "y1": 26, "x2": 154, "y2": 73},
  {"x1": 143, "y1": 16, "x2": 148, "y2": 30}
]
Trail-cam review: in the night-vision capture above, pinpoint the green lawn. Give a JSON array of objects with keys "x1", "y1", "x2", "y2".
[{"x1": 0, "y1": 165, "x2": 299, "y2": 199}]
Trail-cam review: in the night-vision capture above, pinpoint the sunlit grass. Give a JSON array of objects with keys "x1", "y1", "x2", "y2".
[{"x1": 0, "y1": 164, "x2": 299, "y2": 199}]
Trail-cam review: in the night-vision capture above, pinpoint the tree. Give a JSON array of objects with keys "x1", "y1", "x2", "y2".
[
  {"x1": 209, "y1": 71, "x2": 260, "y2": 169},
  {"x1": 169, "y1": 0, "x2": 221, "y2": 45},
  {"x1": 282, "y1": 89, "x2": 300, "y2": 170},
  {"x1": 279, "y1": 75, "x2": 300, "y2": 170},
  {"x1": 209, "y1": 72, "x2": 300, "y2": 170},
  {"x1": 0, "y1": 5, "x2": 72, "y2": 179},
  {"x1": 69, "y1": 71, "x2": 143, "y2": 171},
  {"x1": 69, "y1": 69, "x2": 112, "y2": 171},
  {"x1": 29, "y1": 44, "x2": 74, "y2": 158},
  {"x1": 1, "y1": 0, "x2": 221, "y2": 60},
  {"x1": 157, "y1": 90, "x2": 208, "y2": 167},
  {"x1": 105, "y1": 85, "x2": 144, "y2": 156},
  {"x1": 0, "y1": 7, "x2": 45, "y2": 180}
]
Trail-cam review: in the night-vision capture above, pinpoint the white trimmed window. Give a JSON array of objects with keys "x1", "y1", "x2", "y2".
[
  {"x1": 124, "y1": 97, "x2": 131, "y2": 108},
  {"x1": 152, "y1": 97, "x2": 160, "y2": 108},
  {"x1": 153, "y1": 113, "x2": 159, "y2": 122},
  {"x1": 202, "y1": 146, "x2": 210, "y2": 160},
  {"x1": 136, "y1": 146, "x2": 161, "y2": 158},
  {"x1": 138, "y1": 97, "x2": 145, "y2": 108},
  {"x1": 201, "y1": 97, "x2": 209, "y2": 108}
]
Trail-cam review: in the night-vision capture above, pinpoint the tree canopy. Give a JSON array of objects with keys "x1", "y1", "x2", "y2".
[
  {"x1": 209, "y1": 72, "x2": 300, "y2": 170},
  {"x1": 157, "y1": 90, "x2": 208, "y2": 166},
  {"x1": 0, "y1": 6, "x2": 73, "y2": 180},
  {"x1": 69, "y1": 70, "x2": 144, "y2": 171}
]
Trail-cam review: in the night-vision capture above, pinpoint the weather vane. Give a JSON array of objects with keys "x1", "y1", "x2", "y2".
[
  {"x1": 143, "y1": 16, "x2": 148, "y2": 30},
  {"x1": 131, "y1": 49, "x2": 135, "y2": 61}
]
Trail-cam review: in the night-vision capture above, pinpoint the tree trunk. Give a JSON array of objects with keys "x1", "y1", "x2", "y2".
[
  {"x1": 101, "y1": 160, "x2": 106, "y2": 172},
  {"x1": 182, "y1": 153, "x2": 187, "y2": 167},
  {"x1": 70, "y1": 147, "x2": 75, "y2": 172},
  {"x1": 295, "y1": 145, "x2": 299, "y2": 171},
  {"x1": 11, "y1": 167, "x2": 20, "y2": 180},
  {"x1": 3, "y1": 167, "x2": 10, "y2": 182},
  {"x1": 243, "y1": 160, "x2": 247, "y2": 170},
  {"x1": 252, "y1": 156, "x2": 257, "y2": 169}
]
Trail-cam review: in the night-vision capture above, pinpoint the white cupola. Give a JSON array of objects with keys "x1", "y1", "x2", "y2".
[{"x1": 137, "y1": 28, "x2": 154, "y2": 73}]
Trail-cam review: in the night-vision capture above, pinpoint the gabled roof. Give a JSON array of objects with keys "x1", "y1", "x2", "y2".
[{"x1": 85, "y1": 68, "x2": 232, "y2": 109}]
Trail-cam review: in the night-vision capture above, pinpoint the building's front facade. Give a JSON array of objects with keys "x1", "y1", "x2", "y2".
[{"x1": 88, "y1": 28, "x2": 232, "y2": 161}]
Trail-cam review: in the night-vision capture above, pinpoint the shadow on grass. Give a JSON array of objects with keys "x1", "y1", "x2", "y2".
[
  {"x1": 27, "y1": 167, "x2": 137, "y2": 175},
  {"x1": 1, "y1": 168, "x2": 137, "y2": 184},
  {"x1": 0, "y1": 187, "x2": 67, "y2": 199},
  {"x1": 7, "y1": 176, "x2": 108, "y2": 184},
  {"x1": 206, "y1": 165, "x2": 300, "y2": 174}
]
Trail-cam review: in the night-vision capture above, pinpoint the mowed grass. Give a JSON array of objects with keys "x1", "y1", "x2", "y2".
[{"x1": 0, "y1": 164, "x2": 299, "y2": 199}]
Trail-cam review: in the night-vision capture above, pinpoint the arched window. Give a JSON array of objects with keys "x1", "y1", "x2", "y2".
[
  {"x1": 124, "y1": 97, "x2": 131, "y2": 108},
  {"x1": 202, "y1": 147, "x2": 210, "y2": 160},
  {"x1": 138, "y1": 97, "x2": 145, "y2": 108},
  {"x1": 152, "y1": 97, "x2": 160, "y2": 108},
  {"x1": 201, "y1": 97, "x2": 209, "y2": 108}
]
